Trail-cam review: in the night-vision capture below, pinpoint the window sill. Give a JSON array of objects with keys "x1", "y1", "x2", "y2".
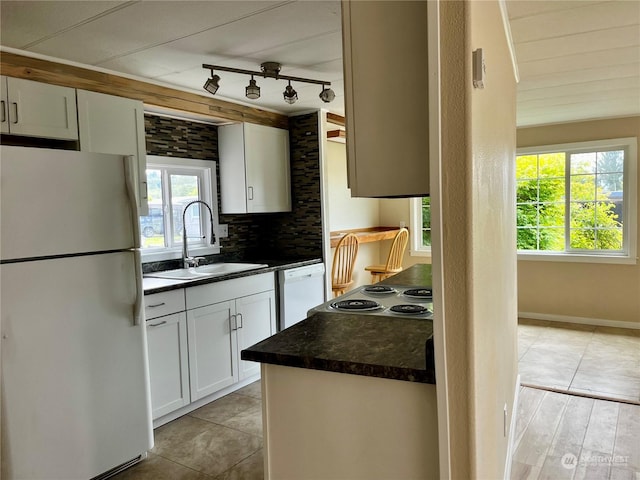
[
  {"x1": 410, "y1": 249, "x2": 432, "y2": 258},
  {"x1": 517, "y1": 252, "x2": 637, "y2": 265}
]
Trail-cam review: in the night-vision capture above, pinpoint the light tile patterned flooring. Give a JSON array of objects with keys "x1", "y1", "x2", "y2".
[
  {"x1": 511, "y1": 386, "x2": 640, "y2": 479},
  {"x1": 113, "y1": 320, "x2": 640, "y2": 479},
  {"x1": 112, "y1": 381, "x2": 263, "y2": 480},
  {"x1": 518, "y1": 319, "x2": 640, "y2": 404},
  {"x1": 514, "y1": 319, "x2": 640, "y2": 480}
]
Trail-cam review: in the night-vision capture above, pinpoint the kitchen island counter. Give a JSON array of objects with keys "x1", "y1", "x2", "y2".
[
  {"x1": 243, "y1": 263, "x2": 439, "y2": 480},
  {"x1": 241, "y1": 264, "x2": 435, "y2": 384}
]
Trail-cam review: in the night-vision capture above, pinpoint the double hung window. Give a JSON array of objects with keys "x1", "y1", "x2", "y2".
[
  {"x1": 139, "y1": 156, "x2": 219, "y2": 260},
  {"x1": 516, "y1": 137, "x2": 637, "y2": 263}
]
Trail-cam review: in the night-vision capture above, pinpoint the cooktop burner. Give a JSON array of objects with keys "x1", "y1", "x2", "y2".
[
  {"x1": 389, "y1": 304, "x2": 430, "y2": 315},
  {"x1": 362, "y1": 285, "x2": 397, "y2": 295},
  {"x1": 402, "y1": 288, "x2": 433, "y2": 299},
  {"x1": 330, "y1": 299, "x2": 383, "y2": 311},
  {"x1": 311, "y1": 285, "x2": 433, "y2": 319}
]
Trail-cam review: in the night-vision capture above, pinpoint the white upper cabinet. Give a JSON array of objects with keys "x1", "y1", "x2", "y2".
[
  {"x1": 0, "y1": 76, "x2": 78, "y2": 140},
  {"x1": 1, "y1": 77, "x2": 8, "y2": 134},
  {"x1": 77, "y1": 90, "x2": 149, "y2": 215},
  {"x1": 218, "y1": 122, "x2": 291, "y2": 214},
  {"x1": 341, "y1": 1, "x2": 431, "y2": 197}
]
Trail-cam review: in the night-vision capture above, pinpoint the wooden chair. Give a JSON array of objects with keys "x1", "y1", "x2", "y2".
[
  {"x1": 331, "y1": 233, "x2": 359, "y2": 297},
  {"x1": 365, "y1": 228, "x2": 409, "y2": 283}
]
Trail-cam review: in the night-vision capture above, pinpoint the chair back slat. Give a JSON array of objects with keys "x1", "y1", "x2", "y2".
[
  {"x1": 331, "y1": 233, "x2": 359, "y2": 296},
  {"x1": 385, "y1": 228, "x2": 409, "y2": 271}
]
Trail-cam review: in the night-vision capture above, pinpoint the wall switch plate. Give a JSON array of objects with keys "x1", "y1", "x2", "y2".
[
  {"x1": 219, "y1": 224, "x2": 229, "y2": 238},
  {"x1": 504, "y1": 403, "x2": 508, "y2": 437},
  {"x1": 473, "y1": 48, "x2": 486, "y2": 89}
]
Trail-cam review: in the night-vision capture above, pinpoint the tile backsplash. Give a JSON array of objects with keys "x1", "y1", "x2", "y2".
[{"x1": 142, "y1": 112, "x2": 323, "y2": 271}]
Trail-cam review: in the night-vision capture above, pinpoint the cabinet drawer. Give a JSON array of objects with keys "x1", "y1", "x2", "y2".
[
  {"x1": 145, "y1": 289, "x2": 185, "y2": 319},
  {"x1": 186, "y1": 272, "x2": 275, "y2": 310}
]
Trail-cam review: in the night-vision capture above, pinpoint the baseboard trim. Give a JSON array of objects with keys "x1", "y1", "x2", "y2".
[
  {"x1": 518, "y1": 312, "x2": 640, "y2": 330},
  {"x1": 504, "y1": 374, "x2": 521, "y2": 480}
]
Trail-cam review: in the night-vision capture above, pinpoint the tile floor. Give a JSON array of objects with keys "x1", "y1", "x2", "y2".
[
  {"x1": 511, "y1": 386, "x2": 640, "y2": 479},
  {"x1": 113, "y1": 320, "x2": 639, "y2": 479},
  {"x1": 112, "y1": 381, "x2": 264, "y2": 480},
  {"x1": 518, "y1": 319, "x2": 640, "y2": 404}
]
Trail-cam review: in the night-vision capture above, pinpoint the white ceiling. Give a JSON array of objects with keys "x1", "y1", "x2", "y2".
[
  {"x1": 1, "y1": 0, "x2": 638, "y2": 127},
  {"x1": 505, "y1": 0, "x2": 640, "y2": 126}
]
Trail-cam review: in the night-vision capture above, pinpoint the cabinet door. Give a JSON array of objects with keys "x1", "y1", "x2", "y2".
[
  {"x1": 0, "y1": 77, "x2": 8, "y2": 134},
  {"x1": 77, "y1": 90, "x2": 148, "y2": 215},
  {"x1": 187, "y1": 301, "x2": 238, "y2": 400},
  {"x1": 342, "y1": 1, "x2": 430, "y2": 197},
  {"x1": 236, "y1": 290, "x2": 276, "y2": 380},
  {"x1": 5, "y1": 77, "x2": 78, "y2": 140},
  {"x1": 244, "y1": 123, "x2": 291, "y2": 213},
  {"x1": 147, "y1": 313, "x2": 190, "y2": 419}
]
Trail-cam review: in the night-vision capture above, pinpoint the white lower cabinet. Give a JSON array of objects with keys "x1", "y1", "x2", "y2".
[
  {"x1": 186, "y1": 276, "x2": 277, "y2": 402},
  {"x1": 187, "y1": 300, "x2": 237, "y2": 400},
  {"x1": 146, "y1": 272, "x2": 276, "y2": 420},
  {"x1": 236, "y1": 291, "x2": 275, "y2": 380},
  {"x1": 146, "y1": 312, "x2": 190, "y2": 419}
]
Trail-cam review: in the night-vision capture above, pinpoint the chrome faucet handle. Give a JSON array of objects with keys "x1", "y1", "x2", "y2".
[
  {"x1": 184, "y1": 256, "x2": 198, "y2": 268},
  {"x1": 192, "y1": 257, "x2": 206, "y2": 267}
]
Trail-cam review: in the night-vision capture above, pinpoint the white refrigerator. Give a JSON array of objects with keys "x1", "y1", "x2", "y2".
[{"x1": 0, "y1": 146, "x2": 153, "y2": 479}]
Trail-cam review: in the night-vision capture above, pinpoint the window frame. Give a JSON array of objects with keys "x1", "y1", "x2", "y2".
[
  {"x1": 516, "y1": 137, "x2": 637, "y2": 265},
  {"x1": 410, "y1": 197, "x2": 432, "y2": 257},
  {"x1": 140, "y1": 156, "x2": 220, "y2": 262}
]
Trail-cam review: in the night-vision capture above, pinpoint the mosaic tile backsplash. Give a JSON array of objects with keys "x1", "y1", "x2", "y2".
[{"x1": 142, "y1": 113, "x2": 323, "y2": 272}]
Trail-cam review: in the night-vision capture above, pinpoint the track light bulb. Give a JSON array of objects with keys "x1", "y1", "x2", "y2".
[
  {"x1": 203, "y1": 74, "x2": 220, "y2": 95},
  {"x1": 319, "y1": 86, "x2": 335, "y2": 103},
  {"x1": 245, "y1": 76, "x2": 260, "y2": 100},
  {"x1": 283, "y1": 82, "x2": 298, "y2": 104}
]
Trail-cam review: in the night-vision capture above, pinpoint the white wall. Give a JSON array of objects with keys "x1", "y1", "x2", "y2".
[{"x1": 325, "y1": 140, "x2": 380, "y2": 289}]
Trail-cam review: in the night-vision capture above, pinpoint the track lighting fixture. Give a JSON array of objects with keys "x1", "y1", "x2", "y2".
[
  {"x1": 283, "y1": 81, "x2": 298, "y2": 104},
  {"x1": 202, "y1": 61, "x2": 334, "y2": 105},
  {"x1": 203, "y1": 74, "x2": 220, "y2": 95},
  {"x1": 245, "y1": 75, "x2": 260, "y2": 100},
  {"x1": 319, "y1": 84, "x2": 336, "y2": 103}
]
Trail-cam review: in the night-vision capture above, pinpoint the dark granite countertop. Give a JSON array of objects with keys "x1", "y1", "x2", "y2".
[
  {"x1": 143, "y1": 257, "x2": 323, "y2": 295},
  {"x1": 241, "y1": 263, "x2": 436, "y2": 384}
]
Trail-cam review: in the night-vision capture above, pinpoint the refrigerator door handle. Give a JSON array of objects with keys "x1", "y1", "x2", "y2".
[
  {"x1": 124, "y1": 155, "x2": 141, "y2": 249},
  {"x1": 133, "y1": 249, "x2": 144, "y2": 326}
]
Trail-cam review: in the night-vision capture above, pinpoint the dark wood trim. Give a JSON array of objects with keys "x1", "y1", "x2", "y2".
[
  {"x1": 327, "y1": 129, "x2": 346, "y2": 143},
  {"x1": 0, "y1": 52, "x2": 289, "y2": 129},
  {"x1": 326, "y1": 112, "x2": 345, "y2": 126}
]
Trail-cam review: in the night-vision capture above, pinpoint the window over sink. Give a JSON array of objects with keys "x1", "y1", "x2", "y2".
[{"x1": 139, "y1": 156, "x2": 220, "y2": 262}]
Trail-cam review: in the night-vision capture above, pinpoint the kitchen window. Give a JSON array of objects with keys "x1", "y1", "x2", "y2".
[
  {"x1": 516, "y1": 137, "x2": 637, "y2": 264},
  {"x1": 410, "y1": 197, "x2": 432, "y2": 257},
  {"x1": 139, "y1": 156, "x2": 220, "y2": 261}
]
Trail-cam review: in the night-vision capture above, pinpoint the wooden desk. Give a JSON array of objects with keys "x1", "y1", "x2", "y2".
[{"x1": 329, "y1": 227, "x2": 404, "y2": 248}]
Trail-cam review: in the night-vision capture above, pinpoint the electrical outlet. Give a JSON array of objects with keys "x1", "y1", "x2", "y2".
[{"x1": 218, "y1": 224, "x2": 229, "y2": 238}]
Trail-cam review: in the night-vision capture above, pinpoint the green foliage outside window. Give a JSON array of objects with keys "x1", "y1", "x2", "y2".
[
  {"x1": 516, "y1": 150, "x2": 624, "y2": 252},
  {"x1": 422, "y1": 197, "x2": 431, "y2": 247}
]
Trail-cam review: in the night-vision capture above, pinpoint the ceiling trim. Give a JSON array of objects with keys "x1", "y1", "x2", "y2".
[
  {"x1": 0, "y1": 48, "x2": 289, "y2": 129},
  {"x1": 498, "y1": 0, "x2": 520, "y2": 83}
]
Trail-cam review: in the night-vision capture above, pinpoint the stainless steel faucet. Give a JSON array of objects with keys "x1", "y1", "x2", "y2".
[{"x1": 182, "y1": 200, "x2": 216, "y2": 268}]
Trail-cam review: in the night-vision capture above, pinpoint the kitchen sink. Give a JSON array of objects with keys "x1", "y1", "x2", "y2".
[{"x1": 144, "y1": 263, "x2": 268, "y2": 280}]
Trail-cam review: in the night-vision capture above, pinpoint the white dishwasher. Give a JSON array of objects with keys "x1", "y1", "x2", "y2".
[{"x1": 278, "y1": 263, "x2": 326, "y2": 330}]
